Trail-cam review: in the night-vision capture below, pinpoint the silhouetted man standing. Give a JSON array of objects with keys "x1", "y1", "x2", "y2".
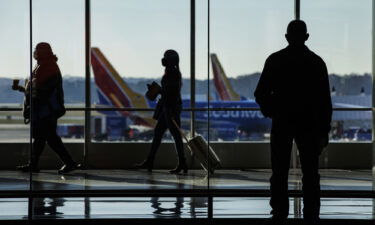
[{"x1": 254, "y1": 20, "x2": 332, "y2": 225}]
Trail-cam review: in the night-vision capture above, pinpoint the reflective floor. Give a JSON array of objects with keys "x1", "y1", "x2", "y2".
[
  {"x1": 0, "y1": 169, "x2": 372, "y2": 190},
  {"x1": 0, "y1": 197, "x2": 373, "y2": 220}
]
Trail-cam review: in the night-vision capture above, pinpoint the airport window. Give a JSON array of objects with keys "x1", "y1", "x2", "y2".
[
  {"x1": 90, "y1": 0, "x2": 192, "y2": 143},
  {"x1": 0, "y1": 0, "x2": 373, "y2": 222},
  {"x1": 33, "y1": 0, "x2": 85, "y2": 106},
  {"x1": 209, "y1": 0, "x2": 293, "y2": 142},
  {"x1": 0, "y1": 0, "x2": 30, "y2": 143},
  {"x1": 302, "y1": 0, "x2": 373, "y2": 143}
]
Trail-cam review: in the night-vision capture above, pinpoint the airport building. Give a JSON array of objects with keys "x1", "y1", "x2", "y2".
[{"x1": 0, "y1": 0, "x2": 374, "y2": 224}]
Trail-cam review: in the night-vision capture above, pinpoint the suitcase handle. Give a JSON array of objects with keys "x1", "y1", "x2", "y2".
[{"x1": 171, "y1": 119, "x2": 190, "y2": 143}]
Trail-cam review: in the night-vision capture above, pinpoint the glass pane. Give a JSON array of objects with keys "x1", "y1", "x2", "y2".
[
  {"x1": 32, "y1": 0, "x2": 85, "y2": 105},
  {"x1": 89, "y1": 0, "x2": 206, "y2": 192},
  {"x1": 0, "y1": 0, "x2": 31, "y2": 193},
  {"x1": 210, "y1": 0, "x2": 294, "y2": 102},
  {"x1": 302, "y1": 0, "x2": 373, "y2": 192},
  {"x1": 195, "y1": 0, "x2": 209, "y2": 104},
  {"x1": 90, "y1": 0, "x2": 193, "y2": 141},
  {"x1": 31, "y1": 0, "x2": 85, "y2": 195},
  {"x1": 209, "y1": 0, "x2": 292, "y2": 142},
  {"x1": 0, "y1": 112, "x2": 30, "y2": 191},
  {"x1": 302, "y1": 0, "x2": 372, "y2": 79},
  {"x1": 91, "y1": 0, "x2": 190, "y2": 106},
  {"x1": 0, "y1": 0, "x2": 30, "y2": 96},
  {"x1": 209, "y1": 0, "x2": 293, "y2": 190}
]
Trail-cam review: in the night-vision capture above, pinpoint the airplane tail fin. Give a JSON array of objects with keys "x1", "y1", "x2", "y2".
[
  {"x1": 211, "y1": 54, "x2": 242, "y2": 101},
  {"x1": 91, "y1": 47, "x2": 155, "y2": 126},
  {"x1": 91, "y1": 47, "x2": 149, "y2": 109}
]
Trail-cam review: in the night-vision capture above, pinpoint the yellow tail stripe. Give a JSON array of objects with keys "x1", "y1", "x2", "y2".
[{"x1": 92, "y1": 48, "x2": 149, "y2": 108}]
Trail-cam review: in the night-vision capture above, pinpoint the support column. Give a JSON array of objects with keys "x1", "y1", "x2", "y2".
[
  {"x1": 28, "y1": 0, "x2": 33, "y2": 221},
  {"x1": 190, "y1": 0, "x2": 196, "y2": 137},
  {"x1": 371, "y1": 0, "x2": 375, "y2": 216},
  {"x1": 84, "y1": 0, "x2": 91, "y2": 168},
  {"x1": 295, "y1": 0, "x2": 300, "y2": 20}
]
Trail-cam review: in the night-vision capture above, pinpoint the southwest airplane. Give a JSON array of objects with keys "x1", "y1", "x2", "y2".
[{"x1": 91, "y1": 47, "x2": 271, "y2": 140}]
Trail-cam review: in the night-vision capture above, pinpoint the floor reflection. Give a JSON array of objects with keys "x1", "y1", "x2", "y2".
[
  {"x1": 150, "y1": 197, "x2": 184, "y2": 217},
  {"x1": 1, "y1": 197, "x2": 372, "y2": 220},
  {"x1": 33, "y1": 197, "x2": 66, "y2": 218},
  {"x1": 32, "y1": 197, "x2": 208, "y2": 219},
  {"x1": 0, "y1": 169, "x2": 371, "y2": 191}
]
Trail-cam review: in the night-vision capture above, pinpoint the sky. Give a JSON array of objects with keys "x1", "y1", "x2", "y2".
[{"x1": 0, "y1": 0, "x2": 372, "y2": 80}]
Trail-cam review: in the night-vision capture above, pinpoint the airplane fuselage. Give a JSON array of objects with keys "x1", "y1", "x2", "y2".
[{"x1": 147, "y1": 99, "x2": 271, "y2": 139}]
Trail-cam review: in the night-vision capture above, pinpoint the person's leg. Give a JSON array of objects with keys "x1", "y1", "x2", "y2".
[
  {"x1": 45, "y1": 117, "x2": 75, "y2": 165},
  {"x1": 269, "y1": 119, "x2": 294, "y2": 220},
  {"x1": 17, "y1": 120, "x2": 46, "y2": 171},
  {"x1": 147, "y1": 115, "x2": 168, "y2": 160},
  {"x1": 165, "y1": 113, "x2": 187, "y2": 174},
  {"x1": 165, "y1": 113, "x2": 185, "y2": 164},
  {"x1": 47, "y1": 135, "x2": 75, "y2": 165},
  {"x1": 295, "y1": 132, "x2": 321, "y2": 222},
  {"x1": 31, "y1": 137, "x2": 47, "y2": 167},
  {"x1": 135, "y1": 116, "x2": 168, "y2": 171},
  {"x1": 31, "y1": 119, "x2": 47, "y2": 167}
]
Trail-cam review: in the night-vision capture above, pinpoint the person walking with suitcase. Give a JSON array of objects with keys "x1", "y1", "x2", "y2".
[
  {"x1": 254, "y1": 20, "x2": 332, "y2": 225},
  {"x1": 136, "y1": 50, "x2": 187, "y2": 174}
]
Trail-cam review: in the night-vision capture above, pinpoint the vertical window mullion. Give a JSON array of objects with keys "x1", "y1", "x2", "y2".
[
  {"x1": 371, "y1": 0, "x2": 375, "y2": 193},
  {"x1": 84, "y1": 0, "x2": 91, "y2": 168},
  {"x1": 295, "y1": 0, "x2": 300, "y2": 20},
  {"x1": 191, "y1": 0, "x2": 196, "y2": 137},
  {"x1": 28, "y1": 0, "x2": 33, "y2": 220}
]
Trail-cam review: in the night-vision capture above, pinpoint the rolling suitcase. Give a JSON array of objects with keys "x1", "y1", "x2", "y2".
[{"x1": 172, "y1": 120, "x2": 221, "y2": 174}]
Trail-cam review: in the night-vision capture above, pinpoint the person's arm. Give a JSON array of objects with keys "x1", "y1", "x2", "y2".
[
  {"x1": 12, "y1": 81, "x2": 26, "y2": 92},
  {"x1": 12, "y1": 85, "x2": 25, "y2": 92},
  {"x1": 254, "y1": 57, "x2": 275, "y2": 118},
  {"x1": 318, "y1": 60, "x2": 333, "y2": 151},
  {"x1": 320, "y1": 61, "x2": 332, "y2": 134},
  {"x1": 17, "y1": 86, "x2": 26, "y2": 92}
]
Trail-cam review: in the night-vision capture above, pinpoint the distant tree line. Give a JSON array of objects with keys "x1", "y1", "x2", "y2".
[{"x1": 0, "y1": 73, "x2": 371, "y2": 103}]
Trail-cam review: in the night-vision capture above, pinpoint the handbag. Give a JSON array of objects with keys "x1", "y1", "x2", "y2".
[{"x1": 49, "y1": 88, "x2": 66, "y2": 119}]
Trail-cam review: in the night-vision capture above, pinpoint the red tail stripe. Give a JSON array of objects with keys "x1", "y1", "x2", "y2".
[{"x1": 91, "y1": 51, "x2": 132, "y2": 114}]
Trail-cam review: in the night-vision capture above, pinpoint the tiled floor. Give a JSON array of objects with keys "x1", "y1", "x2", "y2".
[{"x1": 0, "y1": 169, "x2": 372, "y2": 220}]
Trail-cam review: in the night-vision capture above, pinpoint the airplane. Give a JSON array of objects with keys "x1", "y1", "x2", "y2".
[
  {"x1": 90, "y1": 47, "x2": 271, "y2": 140},
  {"x1": 210, "y1": 53, "x2": 373, "y2": 141},
  {"x1": 210, "y1": 53, "x2": 373, "y2": 112},
  {"x1": 210, "y1": 53, "x2": 247, "y2": 101}
]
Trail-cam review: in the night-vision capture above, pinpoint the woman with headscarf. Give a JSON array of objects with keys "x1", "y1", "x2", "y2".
[{"x1": 12, "y1": 42, "x2": 80, "y2": 173}]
